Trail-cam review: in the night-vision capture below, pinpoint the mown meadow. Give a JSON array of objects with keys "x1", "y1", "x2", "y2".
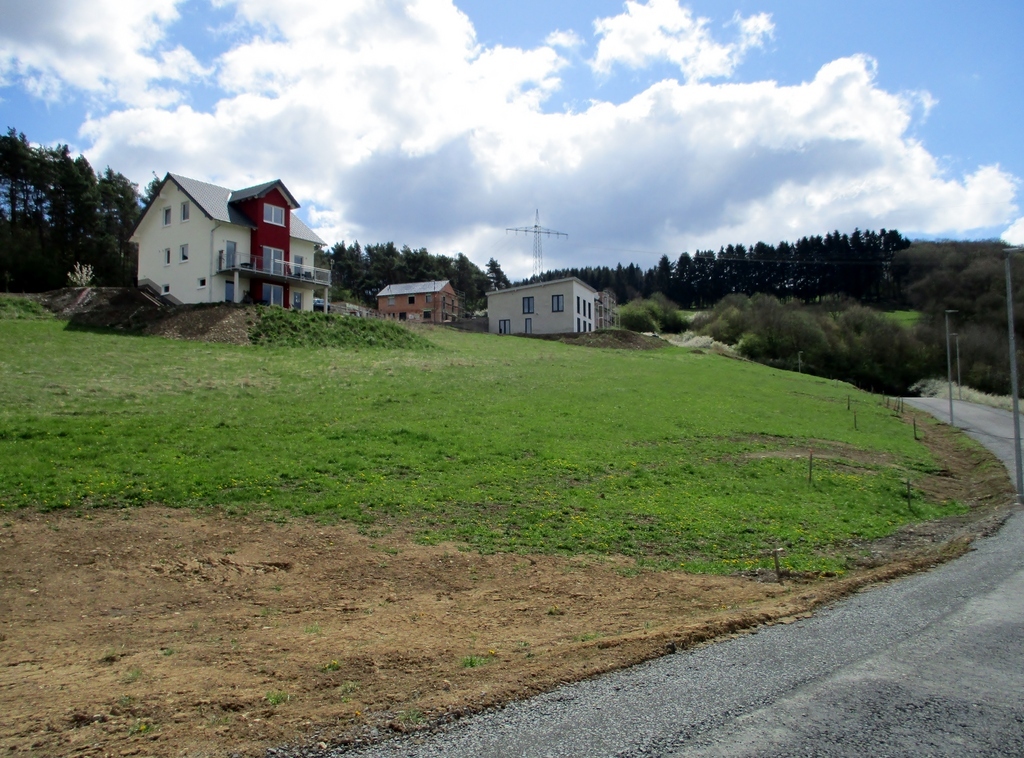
[{"x1": 0, "y1": 312, "x2": 958, "y2": 573}]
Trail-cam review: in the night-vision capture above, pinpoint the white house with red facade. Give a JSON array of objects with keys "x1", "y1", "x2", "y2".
[{"x1": 132, "y1": 173, "x2": 329, "y2": 310}]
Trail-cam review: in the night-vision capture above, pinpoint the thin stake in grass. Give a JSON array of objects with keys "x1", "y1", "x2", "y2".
[
  {"x1": 808, "y1": 449, "x2": 813, "y2": 484},
  {"x1": 854, "y1": 411, "x2": 858, "y2": 431},
  {"x1": 914, "y1": 416, "x2": 918, "y2": 440}
]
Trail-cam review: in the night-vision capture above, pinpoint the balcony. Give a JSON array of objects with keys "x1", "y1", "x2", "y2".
[{"x1": 218, "y1": 250, "x2": 331, "y2": 286}]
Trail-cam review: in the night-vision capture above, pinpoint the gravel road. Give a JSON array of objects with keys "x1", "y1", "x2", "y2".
[{"x1": 304, "y1": 400, "x2": 1024, "y2": 758}]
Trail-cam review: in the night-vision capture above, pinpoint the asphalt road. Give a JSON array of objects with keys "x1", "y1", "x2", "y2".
[
  {"x1": 905, "y1": 397, "x2": 1024, "y2": 482},
  {"x1": 322, "y1": 400, "x2": 1024, "y2": 758}
]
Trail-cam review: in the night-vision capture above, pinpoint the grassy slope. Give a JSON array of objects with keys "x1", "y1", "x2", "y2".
[{"x1": 0, "y1": 321, "x2": 953, "y2": 574}]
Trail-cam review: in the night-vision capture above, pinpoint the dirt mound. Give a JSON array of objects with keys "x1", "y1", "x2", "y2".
[
  {"x1": 145, "y1": 305, "x2": 253, "y2": 345},
  {"x1": 35, "y1": 287, "x2": 167, "y2": 331},
  {"x1": 528, "y1": 328, "x2": 668, "y2": 350},
  {"x1": 31, "y1": 288, "x2": 255, "y2": 345}
]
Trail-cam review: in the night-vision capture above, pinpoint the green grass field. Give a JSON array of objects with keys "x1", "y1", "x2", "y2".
[
  {"x1": 882, "y1": 310, "x2": 922, "y2": 327},
  {"x1": 0, "y1": 315, "x2": 956, "y2": 574}
]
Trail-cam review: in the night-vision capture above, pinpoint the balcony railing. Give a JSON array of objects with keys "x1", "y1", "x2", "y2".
[{"x1": 218, "y1": 250, "x2": 331, "y2": 285}]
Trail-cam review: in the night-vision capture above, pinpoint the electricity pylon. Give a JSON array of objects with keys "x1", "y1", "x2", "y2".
[{"x1": 506, "y1": 210, "x2": 567, "y2": 278}]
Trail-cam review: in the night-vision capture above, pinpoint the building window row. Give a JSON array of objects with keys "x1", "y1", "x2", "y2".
[{"x1": 161, "y1": 201, "x2": 191, "y2": 225}]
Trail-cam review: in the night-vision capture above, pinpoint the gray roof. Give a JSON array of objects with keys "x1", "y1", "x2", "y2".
[
  {"x1": 289, "y1": 214, "x2": 325, "y2": 245},
  {"x1": 230, "y1": 179, "x2": 300, "y2": 209},
  {"x1": 486, "y1": 276, "x2": 597, "y2": 297},
  {"x1": 170, "y1": 173, "x2": 254, "y2": 228},
  {"x1": 159, "y1": 173, "x2": 325, "y2": 245},
  {"x1": 377, "y1": 280, "x2": 451, "y2": 297}
]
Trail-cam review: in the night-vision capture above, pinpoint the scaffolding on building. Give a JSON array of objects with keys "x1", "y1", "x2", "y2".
[{"x1": 595, "y1": 289, "x2": 619, "y2": 329}]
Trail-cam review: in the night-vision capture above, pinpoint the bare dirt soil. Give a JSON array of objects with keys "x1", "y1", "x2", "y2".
[
  {"x1": 525, "y1": 329, "x2": 668, "y2": 350},
  {"x1": 0, "y1": 416, "x2": 1015, "y2": 758}
]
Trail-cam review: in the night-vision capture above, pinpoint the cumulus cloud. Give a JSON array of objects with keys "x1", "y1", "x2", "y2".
[
  {"x1": 545, "y1": 30, "x2": 584, "y2": 49},
  {"x1": 6, "y1": 0, "x2": 1018, "y2": 278},
  {"x1": 0, "y1": 0, "x2": 208, "y2": 106},
  {"x1": 1005, "y1": 217, "x2": 1024, "y2": 246},
  {"x1": 591, "y1": 0, "x2": 773, "y2": 81}
]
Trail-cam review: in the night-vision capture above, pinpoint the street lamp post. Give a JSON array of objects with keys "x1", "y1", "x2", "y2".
[
  {"x1": 1003, "y1": 249, "x2": 1024, "y2": 503},
  {"x1": 945, "y1": 309, "x2": 958, "y2": 425},
  {"x1": 954, "y1": 333, "x2": 962, "y2": 401}
]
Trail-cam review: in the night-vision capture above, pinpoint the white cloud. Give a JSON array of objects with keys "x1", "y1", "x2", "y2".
[
  {"x1": 591, "y1": 0, "x2": 773, "y2": 81},
  {"x1": 1005, "y1": 217, "x2": 1024, "y2": 246},
  {"x1": 0, "y1": 0, "x2": 208, "y2": 106},
  {"x1": 6, "y1": 0, "x2": 1015, "y2": 279},
  {"x1": 546, "y1": 30, "x2": 583, "y2": 49}
]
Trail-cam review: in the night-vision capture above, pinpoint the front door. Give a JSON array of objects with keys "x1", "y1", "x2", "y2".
[
  {"x1": 266, "y1": 284, "x2": 284, "y2": 307},
  {"x1": 225, "y1": 281, "x2": 234, "y2": 303}
]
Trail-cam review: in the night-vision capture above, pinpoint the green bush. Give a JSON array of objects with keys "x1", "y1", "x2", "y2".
[
  {"x1": 695, "y1": 293, "x2": 931, "y2": 394},
  {"x1": 619, "y1": 295, "x2": 689, "y2": 333},
  {"x1": 0, "y1": 296, "x2": 51, "y2": 320},
  {"x1": 249, "y1": 308, "x2": 433, "y2": 350},
  {"x1": 619, "y1": 302, "x2": 659, "y2": 333}
]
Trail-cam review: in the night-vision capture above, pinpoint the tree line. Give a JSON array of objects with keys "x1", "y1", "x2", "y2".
[
  {"x1": 528, "y1": 228, "x2": 912, "y2": 308},
  {"x1": 0, "y1": 129, "x2": 140, "y2": 292},
  {"x1": 322, "y1": 241, "x2": 501, "y2": 310}
]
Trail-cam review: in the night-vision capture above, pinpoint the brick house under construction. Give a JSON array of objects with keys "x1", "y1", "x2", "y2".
[{"x1": 376, "y1": 280, "x2": 461, "y2": 323}]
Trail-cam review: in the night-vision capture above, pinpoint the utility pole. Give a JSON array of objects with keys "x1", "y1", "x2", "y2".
[
  {"x1": 945, "y1": 309, "x2": 957, "y2": 425},
  {"x1": 507, "y1": 210, "x2": 567, "y2": 279},
  {"x1": 1004, "y1": 248, "x2": 1024, "y2": 503},
  {"x1": 952, "y1": 333, "x2": 962, "y2": 400}
]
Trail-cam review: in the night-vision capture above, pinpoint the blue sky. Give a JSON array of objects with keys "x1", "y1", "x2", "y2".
[{"x1": 2, "y1": 0, "x2": 1022, "y2": 277}]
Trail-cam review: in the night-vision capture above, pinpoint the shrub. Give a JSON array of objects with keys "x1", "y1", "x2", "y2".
[{"x1": 619, "y1": 302, "x2": 659, "y2": 333}]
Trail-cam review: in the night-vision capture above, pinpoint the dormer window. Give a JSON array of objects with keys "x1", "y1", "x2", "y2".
[{"x1": 264, "y1": 204, "x2": 285, "y2": 226}]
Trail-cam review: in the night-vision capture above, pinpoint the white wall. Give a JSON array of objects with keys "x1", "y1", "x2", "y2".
[
  {"x1": 135, "y1": 181, "x2": 249, "y2": 305},
  {"x1": 487, "y1": 278, "x2": 597, "y2": 335}
]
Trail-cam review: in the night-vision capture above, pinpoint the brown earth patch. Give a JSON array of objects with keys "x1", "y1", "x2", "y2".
[
  {"x1": 526, "y1": 329, "x2": 668, "y2": 350},
  {"x1": 0, "y1": 413, "x2": 1016, "y2": 758}
]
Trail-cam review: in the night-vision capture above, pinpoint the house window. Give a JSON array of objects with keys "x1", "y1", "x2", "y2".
[
  {"x1": 408, "y1": 295, "x2": 416, "y2": 304},
  {"x1": 552, "y1": 294, "x2": 564, "y2": 312},
  {"x1": 162, "y1": 284, "x2": 170, "y2": 295},
  {"x1": 163, "y1": 248, "x2": 171, "y2": 266},
  {"x1": 264, "y1": 203, "x2": 285, "y2": 226},
  {"x1": 197, "y1": 277, "x2": 207, "y2": 289},
  {"x1": 425, "y1": 293, "x2": 433, "y2": 303},
  {"x1": 179, "y1": 243, "x2": 189, "y2": 262},
  {"x1": 423, "y1": 310, "x2": 432, "y2": 320},
  {"x1": 498, "y1": 319, "x2": 511, "y2": 334},
  {"x1": 266, "y1": 284, "x2": 284, "y2": 307},
  {"x1": 262, "y1": 246, "x2": 284, "y2": 274},
  {"x1": 388, "y1": 295, "x2": 395, "y2": 306},
  {"x1": 525, "y1": 318, "x2": 532, "y2": 334},
  {"x1": 292, "y1": 291, "x2": 302, "y2": 310},
  {"x1": 181, "y1": 201, "x2": 190, "y2": 222},
  {"x1": 576, "y1": 295, "x2": 580, "y2": 314},
  {"x1": 588, "y1": 301, "x2": 592, "y2": 319},
  {"x1": 577, "y1": 317, "x2": 581, "y2": 332},
  {"x1": 522, "y1": 296, "x2": 534, "y2": 314},
  {"x1": 399, "y1": 312, "x2": 407, "y2": 321},
  {"x1": 162, "y1": 207, "x2": 171, "y2": 226}
]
